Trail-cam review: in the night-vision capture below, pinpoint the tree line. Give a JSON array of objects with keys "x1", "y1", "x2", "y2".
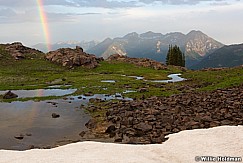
[{"x1": 166, "y1": 45, "x2": 185, "y2": 67}]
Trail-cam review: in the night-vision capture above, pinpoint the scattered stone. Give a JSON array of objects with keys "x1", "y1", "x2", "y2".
[
  {"x1": 52, "y1": 113, "x2": 60, "y2": 118},
  {"x1": 84, "y1": 84, "x2": 243, "y2": 144}
]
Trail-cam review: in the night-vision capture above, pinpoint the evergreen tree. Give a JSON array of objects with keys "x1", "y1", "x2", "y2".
[{"x1": 165, "y1": 45, "x2": 185, "y2": 67}]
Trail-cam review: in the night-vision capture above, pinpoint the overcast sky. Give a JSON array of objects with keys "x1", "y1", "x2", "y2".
[{"x1": 0, "y1": 0, "x2": 242, "y2": 46}]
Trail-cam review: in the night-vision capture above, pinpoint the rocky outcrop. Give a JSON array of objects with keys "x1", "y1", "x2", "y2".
[
  {"x1": 85, "y1": 84, "x2": 243, "y2": 144},
  {"x1": 107, "y1": 54, "x2": 167, "y2": 70},
  {"x1": 2, "y1": 42, "x2": 43, "y2": 60},
  {"x1": 3, "y1": 91, "x2": 18, "y2": 99},
  {"x1": 45, "y1": 46, "x2": 103, "y2": 68}
]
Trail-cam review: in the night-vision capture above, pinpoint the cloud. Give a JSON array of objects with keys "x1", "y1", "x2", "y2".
[
  {"x1": 138, "y1": 0, "x2": 238, "y2": 5},
  {"x1": 0, "y1": 8, "x2": 16, "y2": 17},
  {"x1": 0, "y1": 0, "x2": 138, "y2": 8}
]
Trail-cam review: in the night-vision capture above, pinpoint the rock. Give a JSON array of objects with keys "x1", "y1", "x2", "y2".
[
  {"x1": 86, "y1": 84, "x2": 243, "y2": 145},
  {"x1": 3, "y1": 42, "x2": 43, "y2": 60},
  {"x1": 221, "y1": 120, "x2": 232, "y2": 125},
  {"x1": 201, "y1": 115, "x2": 213, "y2": 122},
  {"x1": 52, "y1": 113, "x2": 60, "y2": 118},
  {"x1": 84, "y1": 92, "x2": 93, "y2": 96},
  {"x1": 114, "y1": 133, "x2": 123, "y2": 142},
  {"x1": 135, "y1": 122, "x2": 152, "y2": 132},
  {"x1": 3, "y1": 91, "x2": 18, "y2": 99},
  {"x1": 85, "y1": 119, "x2": 97, "y2": 129},
  {"x1": 139, "y1": 88, "x2": 148, "y2": 93},
  {"x1": 45, "y1": 47, "x2": 102, "y2": 68},
  {"x1": 79, "y1": 131, "x2": 86, "y2": 137},
  {"x1": 107, "y1": 54, "x2": 167, "y2": 70},
  {"x1": 14, "y1": 134, "x2": 24, "y2": 140},
  {"x1": 105, "y1": 125, "x2": 116, "y2": 134}
]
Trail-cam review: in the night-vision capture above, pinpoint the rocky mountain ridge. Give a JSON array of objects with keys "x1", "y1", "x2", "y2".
[
  {"x1": 87, "y1": 30, "x2": 224, "y2": 67},
  {"x1": 191, "y1": 43, "x2": 243, "y2": 69}
]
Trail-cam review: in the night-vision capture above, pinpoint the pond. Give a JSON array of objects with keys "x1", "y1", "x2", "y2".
[
  {"x1": 0, "y1": 92, "x2": 132, "y2": 150},
  {"x1": 151, "y1": 73, "x2": 186, "y2": 83}
]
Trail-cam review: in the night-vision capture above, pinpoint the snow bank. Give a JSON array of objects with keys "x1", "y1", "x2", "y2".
[{"x1": 0, "y1": 126, "x2": 242, "y2": 163}]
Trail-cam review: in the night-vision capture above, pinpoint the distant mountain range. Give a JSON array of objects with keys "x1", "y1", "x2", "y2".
[
  {"x1": 32, "y1": 40, "x2": 99, "y2": 53},
  {"x1": 191, "y1": 43, "x2": 243, "y2": 69},
  {"x1": 87, "y1": 30, "x2": 224, "y2": 67},
  {"x1": 32, "y1": 30, "x2": 243, "y2": 69}
]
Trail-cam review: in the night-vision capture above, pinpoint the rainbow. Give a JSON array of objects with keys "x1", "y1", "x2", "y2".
[{"x1": 36, "y1": 0, "x2": 52, "y2": 52}]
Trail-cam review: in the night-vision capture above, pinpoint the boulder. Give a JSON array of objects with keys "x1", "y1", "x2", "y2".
[
  {"x1": 52, "y1": 113, "x2": 60, "y2": 118},
  {"x1": 3, "y1": 91, "x2": 18, "y2": 99},
  {"x1": 45, "y1": 46, "x2": 103, "y2": 68},
  {"x1": 2, "y1": 42, "x2": 43, "y2": 60}
]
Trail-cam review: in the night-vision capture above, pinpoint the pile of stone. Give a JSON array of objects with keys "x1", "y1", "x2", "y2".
[
  {"x1": 2, "y1": 42, "x2": 43, "y2": 60},
  {"x1": 45, "y1": 46, "x2": 103, "y2": 68},
  {"x1": 107, "y1": 54, "x2": 167, "y2": 70},
  {"x1": 85, "y1": 84, "x2": 243, "y2": 144}
]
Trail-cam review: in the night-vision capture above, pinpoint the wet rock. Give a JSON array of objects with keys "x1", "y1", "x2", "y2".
[
  {"x1": 14, "y1": 134, "x2": 24, "y2": 140},
  {"x1": 79, "y1": 131, "x2": 86, "y2": 137},
  {"x1": 3, "y1": 91, "x2": 18, "y2": 99},
  {"x1": 52, "y1": 113, "x2": 60, "y2": 118}
]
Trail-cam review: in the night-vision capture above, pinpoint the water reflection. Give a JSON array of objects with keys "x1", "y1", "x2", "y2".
[
  {"x1": 0, "y1": 89, "x2": 77, "y2": 98},
  {"x1": 0, "y1": 93, "x2": 132, "y2": 150},
  {"x1": 151, "y1": 74, "x2": 185, "y2": 83}
]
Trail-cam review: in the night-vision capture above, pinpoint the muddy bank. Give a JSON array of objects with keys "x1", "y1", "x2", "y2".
[{"x1": 82, "y1": 84, "x2": 243, "y2": 144}]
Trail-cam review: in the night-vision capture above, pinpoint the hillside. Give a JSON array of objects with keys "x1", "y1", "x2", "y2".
[
  {"x1": 191, "y1": 43, "x2": 243, "y2": 69},
  {"x1": 87, "y1": 30, "x2": 224, "y2": 67}
]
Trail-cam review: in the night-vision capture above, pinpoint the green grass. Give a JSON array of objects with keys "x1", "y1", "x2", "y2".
[
  {"x1": 0, "y1": 49, "x2": 242, "y2": 102},
  {"x1": 183, "y1": 67, "x2": 243, "y2": 91}
]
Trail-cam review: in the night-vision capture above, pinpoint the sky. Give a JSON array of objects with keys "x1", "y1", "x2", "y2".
[{"x1": 0, "y1": 0, "x2": 243, "y2": 47}]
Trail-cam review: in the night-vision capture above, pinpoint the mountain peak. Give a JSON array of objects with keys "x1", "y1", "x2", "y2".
[
  {"x1": 123, "y1": 32, "x2": 139, "y2": 39},
  {"x1": 140, "y1": 31, "x2": 163, "y2": 39},
  {"x1": 187, "y1": 30, "x2": 205, "y2": 36}
]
